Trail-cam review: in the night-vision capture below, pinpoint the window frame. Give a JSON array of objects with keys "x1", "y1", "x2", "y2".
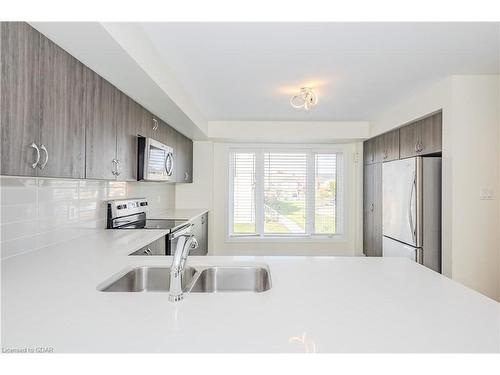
[{"x1": 227, "y1": 144, "x2": 347, "y2": 242}]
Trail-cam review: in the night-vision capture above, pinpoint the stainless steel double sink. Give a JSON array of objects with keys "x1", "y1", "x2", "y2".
[{"x1": 97, "y1": 265, "x2": 271, "y2": 293}]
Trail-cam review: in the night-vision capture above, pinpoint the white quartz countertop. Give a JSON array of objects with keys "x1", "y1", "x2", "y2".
[
  {"x1": 148, "y1": 208, "x2": 208, "y2": 221},
  {"x1": 1, "y1": 228, "x2": 499, "y2": 353}
]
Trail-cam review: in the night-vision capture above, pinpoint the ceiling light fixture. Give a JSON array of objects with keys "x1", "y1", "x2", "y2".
[{"x1": 290, "y1": 87, "x2": 318, "y2": 111}]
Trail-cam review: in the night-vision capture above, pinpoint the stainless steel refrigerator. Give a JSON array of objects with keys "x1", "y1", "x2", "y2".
[{"x1": 382, "y1": 156, "x2": 441, "y2": 273}]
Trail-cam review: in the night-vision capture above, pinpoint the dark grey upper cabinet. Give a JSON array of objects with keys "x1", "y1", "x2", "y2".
[
  {"x1": 376, "y1": 129, "x2": 400, "y2": 163},
  {"x1": 38, "y1": 34, "x2": 86, "y2": 178},
  {"x1": 1, "y1": 22, "x2": 194, "y2": 183},
  {"x1": 175, "y1": 131, "x2": 193, "y2": 183},
  {"x1": 157, "y1": 119, "x2": 177, "y2": 148},
  {"x1": 115, "y1": 93, "x2": 139, "y2": 181},
  {"x1": 400, "y1": 112, "x2": 442, "y2": 158},
  {"x1": 363, "y1": 138, "x2": 377, "y2": 165},
  {"x1": 1, "y1": 22, "x2": 41, "y2": 176},
  {"x1": 84, "y1": 71, "x2": 117, "y2": 180},
  {"x1": 137, "y1": 108, "x2": 153, "y2": 138},
  {"x1": 115, "y1": 93, "x2": 133, "y2": 181}
]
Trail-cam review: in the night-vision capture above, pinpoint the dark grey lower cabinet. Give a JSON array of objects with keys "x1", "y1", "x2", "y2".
[
  {"x1": 363, "y1": 163, "x2": 382, "y2": 257},
  {"x1": 191, "y1": 212, "x2": 208, "y2": 255}
]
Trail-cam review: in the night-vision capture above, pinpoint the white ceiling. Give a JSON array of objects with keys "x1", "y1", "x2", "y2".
[{"x1": 140, "y1": 22, "x2": 500, "y2": 121}]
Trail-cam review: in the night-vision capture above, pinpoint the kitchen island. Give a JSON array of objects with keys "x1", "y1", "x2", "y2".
[{"x1": 1, "y1": 228, "x2": 499, "y2": 353}]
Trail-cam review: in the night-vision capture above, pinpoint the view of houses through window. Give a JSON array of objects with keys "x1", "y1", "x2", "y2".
[{"x1": 230, "y1": 149, "x2": 341, "y2": 237}]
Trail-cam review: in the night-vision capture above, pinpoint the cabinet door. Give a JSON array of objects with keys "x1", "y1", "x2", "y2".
[
  {"x1": 419, "y1": 112, "x2": 442, "y2": 155},
  {"x1": 190, "y1": 213, "x2": 208, "y2": 255},
  {"x1": 1, "y1": 22, "x2": 41, "y2": 176},
  {"x1": 158, "y1": 120, "x2": 177, "y2": 149},
  {"x1": 379, "y1": 129, "x2": 400, "y2": 162},
  {"x1": 363, "y1": 164, "x2": 374, "y2": 256},
  {"x1": 363, "y1": 139, "x2": 373, "y2": 165},
  {"x1": 84, "y1": 71, "x2": 117, "y2": 180},
  {"x1": 149, "y1": 113, "x2": 161, "y2": 140},
  {"x1": 399, "y1": 119, "x2": 421, "y2": 158},
  {"x1": 137, "y1": 108, "x2": 155, "y2": 139},
  {"x1": 374, "y1": 135, "x2": 385, "y2": 163},
  {"x1": 175, "y1": 131, "x2": 193, "y2": 183},
  {"x1": 115, "y1": 93, "x2": 139, "y2": 181},
  {"x1": 38, "y1": 34, "x2": 86, "y2": 178},
  {"x1": 200, "y1": 213, "x2": 208, "y2": 254},
  {"x1": 372, "y1": 163, "x2": 383, "y2": 257},
  {"x1": 400, "y1": 112, "x2": 442, "y2": 158},
  {"x1": 363, "y1": 163, "x2": 383, "y2": 257}
]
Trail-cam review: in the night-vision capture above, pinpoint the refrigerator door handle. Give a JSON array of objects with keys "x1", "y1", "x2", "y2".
[{"x1": 408, "y1": 177, "x2": 416, "y2": 244}]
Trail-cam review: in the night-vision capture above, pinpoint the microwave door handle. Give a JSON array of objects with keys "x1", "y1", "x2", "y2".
[
  {"x1": 165, "y1": 152, "x2": 173, "y2": 176},
  {"x1": 408, "y1": 176, "x2": 416, "y2": 244}
]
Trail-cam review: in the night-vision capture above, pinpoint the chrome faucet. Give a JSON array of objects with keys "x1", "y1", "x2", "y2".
[{"x1": 169, "y1": 225, "x2": 198, "y2": 302}]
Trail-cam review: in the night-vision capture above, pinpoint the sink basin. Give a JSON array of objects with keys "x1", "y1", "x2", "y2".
[
  {"x1": 188, "y1": 266, "x2": 271, "y2": 293},
  {"x1": 98, "y1": 266, "x2": 196, "y2": 292}
]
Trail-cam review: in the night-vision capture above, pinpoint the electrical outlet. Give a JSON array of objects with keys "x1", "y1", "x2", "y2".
[{"x1": 479, "y1": 188, "x2": 494, "y2": 200}]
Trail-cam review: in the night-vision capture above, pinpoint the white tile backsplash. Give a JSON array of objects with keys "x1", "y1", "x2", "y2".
[{"x1": 0, "y1": 176, "x2": 175, "y2": 259}]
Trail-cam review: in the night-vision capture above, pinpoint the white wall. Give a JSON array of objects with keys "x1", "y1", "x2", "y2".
[
  {"x1": 175, "y1": 121, "x2": 366, "y2": 256},
  {"x1": 208, "y1": 121, "x2": 369, "y2": 143},
  {"x1": 448, "y1": 75, "x2": 499, "y2": 301},
  {"x1": 0, "y1": 176, "x2": 175, "y2": 259},
  {"x1": 175, "y1": 141, "x2": 215, "y2": 251},
  {"x1": 372, "y1": 75, "x2": 500, "y2": 301},
  {"x1": 213, "y1": 142, "x2": 363, "y2": 256}
]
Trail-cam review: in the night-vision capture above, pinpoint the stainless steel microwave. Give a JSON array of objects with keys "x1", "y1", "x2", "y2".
[{"x1": 138, "y1": 137, "x2": 174, "y2": 181}]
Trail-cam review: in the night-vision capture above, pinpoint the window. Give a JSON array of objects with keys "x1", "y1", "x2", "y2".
[{"x1": 229, "y1": 148, "x2": 344, "y2": 239}]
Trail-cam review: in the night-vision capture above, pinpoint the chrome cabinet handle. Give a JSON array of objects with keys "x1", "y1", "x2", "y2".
[
  {"x1": 39, "y1": 145, "x2": 48, "y2": 169},
  {"x1": 370, "y1": 203, "x2": 374, "y2": 212},
  {"x1": 111, "y1": 159, "x2": 119, "y2": 176},
  {"x1": 184, "y1": 171, "x2": 189, "y2": 181},
  {"x1": 383, "y1": 149, "x2": 388, "y2": 159},
  {"x1": 152, "y1": 118, "x2": 158, "y2": 131},
  {"x1": 31, "y1": 142, "x2": 40, "y2": 169},
  {"x1": 115, "y1": 159, "x2": 121, "y2": 176},
  {"x1": 415, "y1": 141, "x2": 423, "y2": 153}
]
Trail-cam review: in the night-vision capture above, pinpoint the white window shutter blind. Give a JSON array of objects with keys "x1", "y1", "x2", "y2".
[
  {"x1": 230, "y1": 148, "x2": 342, "y2": 238},
  {"x1": 263, "y1": 152, "x2": 307, "y2": 234},
  {"x1": 231, "y1": 153, "x2": 256, "y2": 234},
  {"x1": 314, "y1": 153, "x2": 338, "y2": 234}
]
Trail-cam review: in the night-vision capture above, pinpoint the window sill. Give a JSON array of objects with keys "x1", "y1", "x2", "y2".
[{"x1": 226, "y1": 234, "x2": 346, "y2": 243}]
